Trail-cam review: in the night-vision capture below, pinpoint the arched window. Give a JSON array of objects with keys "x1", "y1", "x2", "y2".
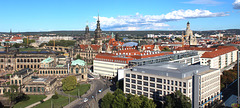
[
  {"x1": 76, "y1": 68, "x2": 79, "y2": 74},
  {"x1": 81, "y1": 68, "x2": 84, "y2": 73}
]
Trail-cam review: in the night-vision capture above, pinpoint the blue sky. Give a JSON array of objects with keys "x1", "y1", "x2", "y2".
[{"x1": 0, "y1": 0, "x2": 240, "y2": 32}]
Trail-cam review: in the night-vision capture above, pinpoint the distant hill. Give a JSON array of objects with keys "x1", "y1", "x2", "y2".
[{"x1": 1, "y1": 29, "x2": 240, "y2": 37}]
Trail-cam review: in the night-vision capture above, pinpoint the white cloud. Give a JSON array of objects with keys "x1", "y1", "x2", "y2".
[
  {"x1": 183, "y1": 0, "x2": 223, "y2": 5},
  {"x1": 90, "y1": 9, "x2": 228, "y2": 30},
  {"x1": 233, "y1": 0, "x2": 240, "y2": 9}
]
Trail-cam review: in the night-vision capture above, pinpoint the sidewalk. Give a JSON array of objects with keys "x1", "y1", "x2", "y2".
[{"x1": 25, "y1": 93, "x2": 54, "y2": 108}]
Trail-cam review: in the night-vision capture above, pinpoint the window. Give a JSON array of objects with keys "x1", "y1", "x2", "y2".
[
  {"x1": 81, "y1": 68, "x2": 84, "y2": 73},
  {"x1": 150, "y1": 83, "x2": 155, "y2": 87},
  {"x1": 30, "y1": 87, "x2": 32, "y2": 92},
  {"x1": 126, "y1": 83, "x2": 130, "y2": 87},
  {"x1": 137, "y1": 91, "x2": 142, "y2": 95},
  {"x1": 126, "y1": 88, "x2": 130, "y2": 92},
  {"x1": 167, "y1": 80, "x2": 170, "y2": 84},
  {"x1": 76, "y1": 68, "x2": 79, "y2": 74},
  {"x1": 164, "y1": 85, "x2": 166, "y2": 90},
  {"x1": 15, "y1": 80, "x2": 17, "y2": 85},
  {"x1": 11, "y1": 80, "x2": 13, "y2": 84},
  {"x1": 157, "y1": 84, "x2": 162, "y2": 89},
  {"x1": 132, "y1": 90, "x2": 136, "y2": 94},
  {"x1": 126, "y1": 78, "x2": 130, "y2": 82},
  {"x1": 144, "y1": 82, "x2": 148, "y2": 86},
  {"x1": 132, "y1": 79, "x2": 136, "y2": 83},
  {"x1": 144, "y1": 87, "x2": 148, "y2": 91},
  {"x1": 137, "y1": 81, "x2": 142, "y2": 85},
  {"x1": 167, "y1": 86, "x2": 170, "y2": 90},
  {"x1": 164, "y1": 79, "x2": 166, "y2": 84},
  {"x1": 175, "y1": 87, "x2": 177, "y2": 91},
  {"x1": 131, "y1": 74, "x2": 136, "y2": 78},
  {"x1": 179, "y1": 88, "x2": 182, "y2": 92},
  {"x1": 157, "y1": 78, "x2": 162, "y2": 83},
  {"x1": 150, "y1": 77, "x2": 155, "y2": 82},
  {"x1": 26, "y1": 87, "x2": 28, "y2": 92},
  {"x1": 144, "y1": 92, "x2": 148, "y2": 97},
  {"x1": 157, "y1": 90, "x2": 162, "y2": 95},
  {"x1": 38, "y1": 87, "x2": 40, "y2": 92},
  {"x1": 171, "y1": 80, "x2": 174, "y2": 85},
  {"x1": 171, "y1": 87, "x2": 173, "y2": 91},
  {"x1": 183, "y1": 82, "x2": 186, "y2": 87},
  {"x1": 150, "y1": 88, "x2": 155, "y2": 92},
  {"x1": 144, "y1": 76, "x2": 148, "y2": 81},
  {"x1": 42, "y1": 87, "x2": 44, "y2": 92},
  {"x1": 137, "y1": 75, "x2": 142, "y2": 79},
  {"x1": 19, "y1": 80, "x2": 21, "y2": 85},
  {"x1": 34, "y1": 87, "x2": 36, "y2": 92},
  {"x1": 132, "y1": 84, "x2": 136, "y2": 89},
  {"x1": 126, "y1": 74, "x2": 130, "y2": 77},
  {"x1": 183, "y1": 89, "x2": 186, "y2": 93},
  {"x1": 137, "y1": 86, "x2": 142, "y2": 90},
  {"x1": 179, "y1": 82, "x2": 182, "y2": 86},
  {"x1": 175, "y1": 81, "x2": 178, "y2": 86}
]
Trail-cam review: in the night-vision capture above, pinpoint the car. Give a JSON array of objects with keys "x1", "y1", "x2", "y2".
[
  {"x1": 83, "y1": 98, "x2": 88, "y2": 102},
  {"x1": 98, "y1": 89, "x2": 102, "y2": 93}
]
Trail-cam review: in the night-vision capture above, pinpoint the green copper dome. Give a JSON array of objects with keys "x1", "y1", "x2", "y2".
[{"x1": 71, "y1": 59, "x2": 86, "y2": 66}]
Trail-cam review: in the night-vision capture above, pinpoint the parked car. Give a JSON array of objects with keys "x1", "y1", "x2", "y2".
[
  {"x1": 98, "y1": 89, "x2": 102, "y2": 93},
  {"x1": 83, "y1": 98, "x2": 88, "y2": 102}
]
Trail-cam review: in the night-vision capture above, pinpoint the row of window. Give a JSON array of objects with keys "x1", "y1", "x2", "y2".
[
  {"x1": 17, "y1": 59, "x2": 43, "y2": 63},
  {"x1": 125, "y1": 77, "x2": 186, "y2": 87},
  {"x1": 126, "y1": 83, "x2": 186, "y2": 93},
  {"x1": 125, "y1": 88, "x2": 186, "y2": 99},
  {"x1": 39, "y1": 70, "x2": 67, "y2": 74},
  {"x1": 0, "y1": 89, "x2": 10, "y2": 94},
  {"x1": 26, "y1": 87, "x2": 44, "y2": 92},
  {"x1": 11, "y1": 80, "x2": 21, "y2": 85},
  {"x1": 17, "y1": 65, "x2": 40, "y2": 69}
]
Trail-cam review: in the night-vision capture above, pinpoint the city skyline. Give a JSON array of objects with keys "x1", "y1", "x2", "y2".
[{"x1": 0, "y1": 0, "x2": 240, "y2": 32}]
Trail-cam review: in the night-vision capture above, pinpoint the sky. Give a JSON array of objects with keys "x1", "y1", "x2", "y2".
[{"x1": 0, "y1": 0, "x2": 240, "y2": 32}]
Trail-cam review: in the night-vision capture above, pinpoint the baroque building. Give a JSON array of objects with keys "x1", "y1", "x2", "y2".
[
  {"x1": 94, "y1": 14, "x2": 102, "y2": 45},
  {"x1": 185, "y1": 22, "x2": 197, "y2": 45}
]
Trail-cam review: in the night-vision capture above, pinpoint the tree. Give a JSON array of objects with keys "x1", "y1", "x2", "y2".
[
  {"x1": 162, "y1": 47, "x2": 171, "y2": 51},
  {"x1": 13, "y1": 43, "x2": 21, "y2": 48},
  {"x1": 111, "y1": 93, "x2": 127, "y2": 108},
  {"x1": 62, "y1": 75, "x2": 77, "y2": 91},
  {"x1": 165, "y1": 90, "x2": 191, "y2": 108},
  {"x1": 113, "y1": 89, "x2": 124, "y2": 96},
  {"x1": 139, "y1": 95, "x2": 156, "y2": 108},
  {"x1": 127, "y1": 95, "x2": 142, "y2": 108},
  {"x1": 76, "y1": 54, "x2": 82, "y2": 60},
  {"x1": 101, "y1": 92, "x2": 114, "y2": 108}
]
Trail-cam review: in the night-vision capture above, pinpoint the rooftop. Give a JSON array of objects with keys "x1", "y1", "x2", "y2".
[
  {"x1": 71, "y1": 59, "x2": 86, "y2": 66},
  {"x1": 131, "y1": 62, "x2": 215, "y2": 79},
  {"x1": 41, "y1": 57, "x2": 54, "y2": 63}
]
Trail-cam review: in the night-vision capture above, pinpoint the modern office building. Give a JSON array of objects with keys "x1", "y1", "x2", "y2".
[{"x1": 123, "y1": 62, "x2": 221, "y2": 107}]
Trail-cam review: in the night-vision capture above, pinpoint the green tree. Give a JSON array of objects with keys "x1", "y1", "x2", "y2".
[
  {"x1": 127, "y1": 95, "x2": 142, "y2": 108},
  {"x1": 139, "y1": 95, "x2": 156, "y2": 108},
  {"x1": 13, "y1": 43, "x2": 21, "y2": 48},
  {"x1": 4, "y1": 85, "x2": 22, "y2": 103},
  {"x1": 175, "y1": 37, "x2": 182, "y2": 42},
  {"x1": 23, "y1": 38, "x2": 35, "y2": 45},
  {"x1": 162, "y1": 47, "x2": 171, "y2": 51},
  {"x1": 101, "y1": 92, "x2": 114, "y2": 108},
  {"x1": 111, "y1": 94, "x2": 127, "y2": 108},
  {"x1": 62, "y1": 75, "x2": 77, "y2": 91},
  {"x1": 76, "y1": 54, "x2": 82, "y2": 60},
  {"x1": 165, "y1": 90, "x2": 191, "y2": 108},
  {"x1": 113, "y1": 89, "x2": 124, "y2": 96}
]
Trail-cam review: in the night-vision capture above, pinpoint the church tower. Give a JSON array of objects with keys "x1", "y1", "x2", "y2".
[
  {"x1": 84, "y1": 22, "x2": 90, "y2": 40},
  {"x1": 94, "y1": 14, "x2": 102, "y2": 45},
  {"x1": 185, "y1": 22, "x2": 197, "y2": 45}
]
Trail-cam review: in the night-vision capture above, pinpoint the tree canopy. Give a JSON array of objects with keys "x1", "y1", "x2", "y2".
[
  {"x1": 165, "y1": 90, "x2": 191, "y2": 108},
  {"x1": 62, "y1": 75, "x2": 77, "y2": 91},
  {"x1": 47, "y1": 40, "x2": 76, "y2": 47},
  {"x1": 101, "y1": 89, "x2": 156, "y2": 108}
]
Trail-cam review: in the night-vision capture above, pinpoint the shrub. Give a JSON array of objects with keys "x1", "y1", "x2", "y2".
[{"x1": 52, "y1": 94, "x2": 59, "y2": 99}]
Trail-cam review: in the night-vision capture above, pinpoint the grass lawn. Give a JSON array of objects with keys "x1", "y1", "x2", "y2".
[
  {"x1": 13, "y1": 95, "x2": 46, "y2": 108},
  {"x1": 64, "y1": 84, "x2": 91, "y2": 96},
  {"x1": 34, "y1": 95, "x2": 76, "y2": 108}
]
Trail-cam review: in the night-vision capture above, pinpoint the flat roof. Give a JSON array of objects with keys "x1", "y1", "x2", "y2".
[{"x1": 131, "y1": 62, "x2": 216, "y2": 79}]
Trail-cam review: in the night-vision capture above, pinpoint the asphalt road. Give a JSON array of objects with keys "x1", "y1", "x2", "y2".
[{"x1": 72, "y1": 78, "x2": 109, "y2": 108}]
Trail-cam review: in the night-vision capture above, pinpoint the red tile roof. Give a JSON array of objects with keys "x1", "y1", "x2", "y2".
[
  {"x1": 95, "y1": 53, "x2": 134, "y2": 64},
  {"x1": 201, "y1": 46, "x2": 238, "y2": 58},
  {"x1": 11, "y1": 36, "x2": 22, "y2": 40}
]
